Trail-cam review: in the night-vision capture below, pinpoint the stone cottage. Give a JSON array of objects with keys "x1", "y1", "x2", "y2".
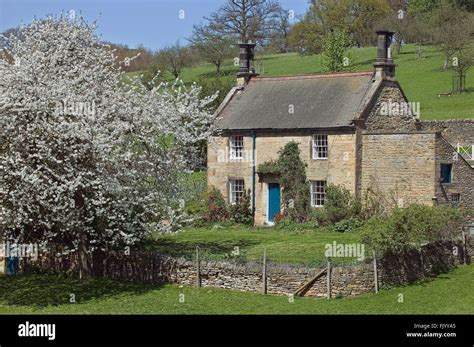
[{"x1": 207, "y1": 31, "x2": 474, "y2": 225}]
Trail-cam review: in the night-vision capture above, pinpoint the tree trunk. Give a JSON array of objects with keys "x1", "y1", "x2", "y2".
[
  {"x1": 78, "y1": 230, "x2": 91, "y2": 280},
  {"x1": 443, "y1": 55, "x2": 449, "y2": 70}
]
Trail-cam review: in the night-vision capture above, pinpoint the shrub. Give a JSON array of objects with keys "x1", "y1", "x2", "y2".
[
  {"x1": 360, "y1": 187, "x2": 388, "y2": 220},
  {"x1": 277, "y1": 142, "x2": 310, "y2": 223},
  {"x1": 332, "y1": 218, "x2": 364, "y2": 233},
  {"x1": 205, "y1": 186, "x2": 229, "y2": 222},
  {"x1": 228, "y1": 189, "x2": 253, "y2": 225},
  {"x1": 203, "y1": 186, "x2": 253, "y2": 225},
  {"x1": 311, "y1": 184, "x2": 360, "y2": 225},
  {"x1": 360, "y1": 204, "x2": 465, "y2": 255}
]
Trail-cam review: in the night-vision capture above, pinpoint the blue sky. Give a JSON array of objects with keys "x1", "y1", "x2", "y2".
[{"x1": 0, "y1": 0, "x2": 310, "y2": 50}]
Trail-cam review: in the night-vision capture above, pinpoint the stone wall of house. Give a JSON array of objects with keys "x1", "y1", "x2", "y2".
[
  {"x1": 360, "y1": 132, "x2": 437, "y2": 208},
  {"x1": 23, "y1": 241, "x2": 467, "y2": 298},
  {"x1": 364, "y1": 83, "x2": 419, "y2": 132},
  {"x1": 434, "y1": 134, "x2": 474, "y2": 208},
  {"x1": 420, "y1": 119, "x2": 474, "y2": 148},
  {"x1": 208, "y1": 131, "x2": 357, "y2": 225}
]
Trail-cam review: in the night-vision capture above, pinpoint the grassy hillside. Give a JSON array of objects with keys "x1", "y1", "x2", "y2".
[
  {"x1": 129, "y1": 44, "x2": 474, "y2": 120},
  {"x1": 1, "y1": 264, "x2": 473, "y2": 314}
]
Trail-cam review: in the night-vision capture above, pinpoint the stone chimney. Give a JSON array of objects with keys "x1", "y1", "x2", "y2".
[
  {"x1": 374, "y1": 31, "x2": 396, "y2": 80},
  {"x1": 237, "y1": 41, "x2": 259, "y2": 86}
]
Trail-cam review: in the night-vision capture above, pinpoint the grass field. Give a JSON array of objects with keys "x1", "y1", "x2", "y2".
[
  {"x1": 146, "y1": 225, "x2": 362, "y2": 266},
  {"x1": 0, "y1": 263, "x2": 472, "y2": 314},
  {"x1": 126, "y1": 43, "x2": 474, "y2": 120}
]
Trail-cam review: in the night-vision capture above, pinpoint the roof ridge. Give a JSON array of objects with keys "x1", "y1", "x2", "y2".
[{"x1": 251, "y1": 71, "x2": 374, "y2": 82}]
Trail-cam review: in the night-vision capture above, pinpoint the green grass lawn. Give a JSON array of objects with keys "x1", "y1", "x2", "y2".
[
  {"x1": 146, "y1": 225, "x2": 362, "y2": 266},
  {"x1": 1, "y1": 263, "x2": 472, "y2": 314},
  {"x1": 127, "y1": 43, "x2": 474, "y2": 120}
]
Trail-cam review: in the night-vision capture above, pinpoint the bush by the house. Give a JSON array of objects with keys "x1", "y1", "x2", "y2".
[
  {"x1": 311, "y1": 184, "x2": 361, "y2": 227},
  {"x1": 332, "y1": 218, "x2": 364, "y2": 233},
  {"x1": 278, "y1": 142, "x2": 311, "y2": 223},
  {"x1": 228, "y1": 189, "x2": 253, "y2": 225},
  {"x1": 205, "y1": 186, "x2": 229, "y2": 222},
  {"x1": 204, "y1": 186, "x2": 253, "y2": 225},
  {"x1": 360, "y1": 204, "x2": 466, "y2": 255}
]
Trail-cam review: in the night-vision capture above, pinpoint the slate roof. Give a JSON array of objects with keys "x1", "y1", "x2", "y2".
[{"x1": 215, "y1": 71, "x2": 376, "y2": 130}]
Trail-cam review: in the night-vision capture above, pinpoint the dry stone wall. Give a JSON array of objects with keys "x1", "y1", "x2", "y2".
[{"x1": 22, "y1": 240, "x2": 466, "y2": 298}]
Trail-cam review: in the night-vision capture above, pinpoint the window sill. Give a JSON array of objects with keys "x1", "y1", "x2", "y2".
[{"x1": 312, "y1": 158, "x2": 328, "y2": 161}]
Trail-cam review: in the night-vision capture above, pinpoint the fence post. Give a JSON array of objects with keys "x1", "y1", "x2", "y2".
[
  {"x1": 262, "y1": 248, "x2": 267, "y2": 295},
  {"x1": 373, "y1": 250, "x2": 379, "y2": 293},
  {"x1": 326, "y1": 258, "x2": 331, "y2": 299},
  {"x1": 195, "y1": 246, "x2": 201, "y2": 288}
]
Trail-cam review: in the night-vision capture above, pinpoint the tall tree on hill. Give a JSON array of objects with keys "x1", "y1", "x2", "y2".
[
  {"x1": 0, "y1": 15, "x2": 216, "y2": 279},
  {"x1": 428, "y1": 0, "x2": 474, "y2": 70},
  {"x1": 267, "y1": 4, "x2": 293, "y2": 53},
  {"x1": 451, "y1": 48, "x2": 474, "y2": 93},
  {"x1": 188, "y1": 23, "x2": 234, "y2": 75},
  {"x1": 409, "y1": 0, "x2": 474, "y2": 16},
  {"x1": 407, "y1": 0, "x2": 441, "y2": 19},
  {"x1": 205, "y1": 0, "x2": 280, "y2": 45},
  {"x1": 321, "y1": 30, "x2": 354, "y2": 72},
  {"x1": 154, "y1": 41, "x2": 195, "y2": 79},
  {"x1": 312, "y1": 0, "x2": 390, "y2": 47},
  {"x1": 377, "y1": 1, "x2": 425, "y2": 54},
  {"x1": 288, "y1": 4, "x2": 324, "y2": 54}
]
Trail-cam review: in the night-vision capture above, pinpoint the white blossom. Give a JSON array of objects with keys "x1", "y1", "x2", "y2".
[{"x1": 0, "y1": 15, "x2": 216, "y2": 258}]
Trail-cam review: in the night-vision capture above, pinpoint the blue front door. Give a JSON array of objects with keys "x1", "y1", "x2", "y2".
[{"x1": 268, "y1": 183, "x2": 281, "y2": 223}]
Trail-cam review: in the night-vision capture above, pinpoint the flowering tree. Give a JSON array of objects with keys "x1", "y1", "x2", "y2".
[{"x1": 0, "y1": 15, "x2": 216, "y2": 278}]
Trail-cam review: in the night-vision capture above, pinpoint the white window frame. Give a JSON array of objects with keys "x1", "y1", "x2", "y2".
[
  {"x1": 229, "y1": 135, "x2": 244, "y2": 160},
  {"x1": 312, "y1": 134, "x2": 328, "y2": 160},
  {"x1": 310, "y1": 180, "x2": 326, "y2": 207},
  {"x1": 229, "y1": 179, "x2": 245, "y2": 205}
]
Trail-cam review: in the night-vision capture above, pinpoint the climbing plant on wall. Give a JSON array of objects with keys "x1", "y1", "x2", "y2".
[{"x1": 259, "y1": 141, "x2": 311, "y2": 223}]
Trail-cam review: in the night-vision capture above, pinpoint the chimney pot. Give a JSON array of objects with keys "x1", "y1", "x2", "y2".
[
  {"x1": 237, "y1": 41, "x2": 259, "y2": 84},
  {"x1": 374, "y1": 30, "x2": 396, "y2": 79}
]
